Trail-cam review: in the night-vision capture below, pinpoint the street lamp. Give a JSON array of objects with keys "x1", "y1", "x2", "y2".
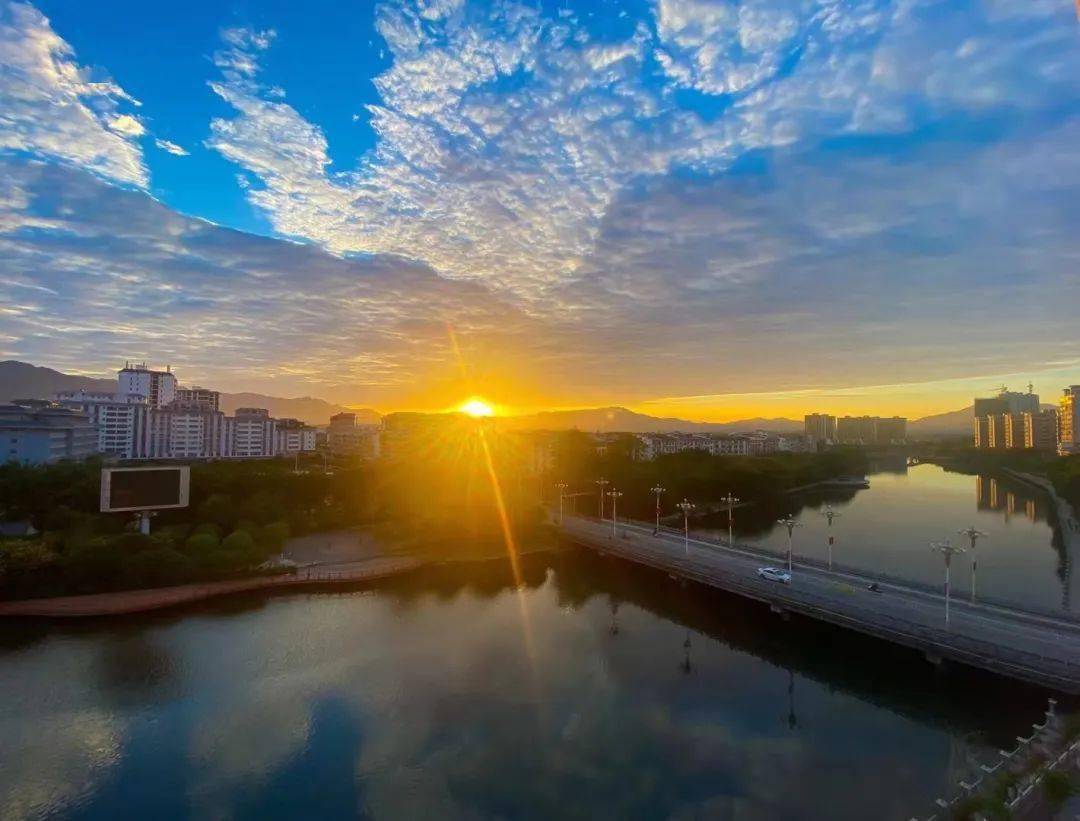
[
  {"x1": 677, "y1": 499, "x2": 696, "y2": 556},
  {"x1": 777, "y1": 516, "x2": 802, "y2": 576},
  {"x1": 650, "y1": 484, "x2": 666, "y2": 534},
  {"x1": 957, "y1": 526, "x2": 988, "y2": 603},
  {"x1": 607, "y1": 489, "x2": 623, "y2": 539},
  {"x1": 720, "y1": 493, "x2": 740, "y2": 547},
  {"x1": 931, "y1": 539, "x2": 966, "y2": 628},
  {"x1": 595, "y1": 478, "x2": 609, "y2": 520},
  {"x1": 554, "y1": 482, "x2": 568, "y2": 526},
  {"x1": 820, "y1": 505, "x2": 841, "y2": 570}
]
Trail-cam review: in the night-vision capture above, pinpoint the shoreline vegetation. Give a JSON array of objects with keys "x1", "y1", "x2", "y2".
[{"x1": 0, "y1": 429, "x2": 990, "y2": 608}]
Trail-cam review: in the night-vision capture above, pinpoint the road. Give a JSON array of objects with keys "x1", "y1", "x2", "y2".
[{"x1": 561, "y1": 514, "x2": 1080, "y2": 693}]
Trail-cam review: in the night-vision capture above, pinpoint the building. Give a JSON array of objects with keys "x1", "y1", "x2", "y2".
[
  {"x1": 973, "y1": 386, "x2": 1041, "y2": 449},
  {"x1": 986, "y1": 413, "x2": 1008, "y2": 450},
  {"x1": 874, "y1": 417, "x2": 907, "y2": 444},
  {"x1": 57, "y1": 392, "x2": 150, "y2": 459},
  {"x1": 274, "y1": 418, "x2": 317, "y2": 455},
  {"x1": 226, "y1": 408, "x2": 276, "y2": 458},
  {"x1": 1059, "y1": 386, "x2": 1080, "y2": 455},
  {"x1": 117, "y1": 362, "x2": 177, "y2": 409},
  {"x1": 174, "y1": 386, "x2": 220, "y2": 412},
  {"x1": 327, "y1": 412, "x2": 380, "y2": 457},
  {"x1": 1024, "y1": 409, "x2": 1057, "y2": 452},
  {"x1": 836, "y1": 416, "x2": 877, "y2": 444},
  {"x1": 1003, "y1": 413, "x2": 1027, "y2": 449},
  {"x1": 0, "y1": 402, "x2": 98, "y2": 464},
  {"x1": 804, "y1": 414, "x2": 837, "y2": 443}
]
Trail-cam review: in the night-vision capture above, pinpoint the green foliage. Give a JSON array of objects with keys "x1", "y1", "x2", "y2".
[
  {"x1": 197, "y1": 493, "x2": 236, "y2": 530},
  {"x1": 261, "y1": 520, "x2": 290, "y2": 552},
  {"x1": 948, "y1": 794, "x2": 1011, "y2": 821},
  {"x1": 221, "y1": 529, "x2": 256, "y2": 554},
  {"x1": 1042, "y1": 770, "x2": 1078, "y2": 809},
  {"x1": 184, "y1": 532, "x2": 220, "y2": 555}
]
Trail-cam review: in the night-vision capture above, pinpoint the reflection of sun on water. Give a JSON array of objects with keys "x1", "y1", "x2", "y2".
[{"x1": 459, "y1": 398, "x2": 494, "y2": 417}]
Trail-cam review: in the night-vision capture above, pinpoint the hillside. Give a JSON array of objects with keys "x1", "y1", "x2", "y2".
[
  {"x1": 496, "y1": 406, "x2": 802, "y2": 434},
  {"x1": 0, "y1": 361, "x2": 378, "y2": 426}
]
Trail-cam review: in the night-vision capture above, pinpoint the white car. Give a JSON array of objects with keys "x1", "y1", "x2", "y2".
[{"x1": 757, "y1": 567, "x2": 791, "y2": 584}]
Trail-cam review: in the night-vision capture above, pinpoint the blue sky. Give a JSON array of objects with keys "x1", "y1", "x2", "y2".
[{"x1": 1, "y1": 0, "x2": 1078, "y2": 416}]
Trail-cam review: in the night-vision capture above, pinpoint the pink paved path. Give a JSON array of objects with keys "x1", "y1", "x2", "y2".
[{"x1": 0, "y1": 556, "x2": 425, "y2": 617}]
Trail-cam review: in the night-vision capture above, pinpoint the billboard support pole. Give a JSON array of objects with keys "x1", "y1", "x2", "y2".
[{"x1": 138, "y1": 511, "x2": 151, "y2": 535}]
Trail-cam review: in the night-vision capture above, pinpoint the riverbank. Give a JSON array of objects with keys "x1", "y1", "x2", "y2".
[
  {"x1": 1002, "y1": 468, "x2": 1080, "y2": 554},
  {"x1": 0, "y1": 556, "x2": 425, "y2": 617}
]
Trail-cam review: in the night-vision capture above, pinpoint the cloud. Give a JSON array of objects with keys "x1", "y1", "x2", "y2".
[
  {"x1": 203, "y1": 0, "x2": 1078, "y2": 315},
  {"x1": 154, "y1": 138, "x2": 189, "y2": 156},
  {"x1": 0, "y1": 0, "x2": 147, "y2": 186}
]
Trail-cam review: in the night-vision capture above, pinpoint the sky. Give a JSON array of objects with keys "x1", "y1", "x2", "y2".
[{"x1": 0, "y1": 0, "x2": 1078, "y2": 420}]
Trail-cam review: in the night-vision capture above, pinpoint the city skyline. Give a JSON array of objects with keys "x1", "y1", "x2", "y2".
[{"x1": 1, "y1": 0, "x2": 1078, "y2": 419}]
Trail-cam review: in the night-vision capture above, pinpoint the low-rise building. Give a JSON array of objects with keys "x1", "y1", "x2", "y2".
[{"x1": 0, "y1": 402, "x2": 98, "y2": 464}]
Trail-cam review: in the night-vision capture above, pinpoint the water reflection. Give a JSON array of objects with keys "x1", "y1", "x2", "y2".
[{"x1": 0, "y1": 550, "x2": 1072, "y2": 821}]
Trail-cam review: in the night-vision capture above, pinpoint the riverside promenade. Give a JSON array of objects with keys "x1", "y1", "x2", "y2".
[
  {"x1": 562, "y1": 514, "x2": 1080, "y2": 693},
  {"x1": 0, "y1": 555, "x2": 425, "y2": 617}
]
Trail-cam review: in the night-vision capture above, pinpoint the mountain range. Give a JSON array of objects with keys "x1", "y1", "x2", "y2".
[
  {"x1": 0, "y1": 361, "x2": 379, "y2": 426},
  {"x1": 2, "y1": 360, "x2": 996, "y2": 435}
]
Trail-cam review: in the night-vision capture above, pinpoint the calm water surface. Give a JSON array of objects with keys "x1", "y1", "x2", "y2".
[
  {"x1": 0, "y1": 551, "x2": 1060, "y2": 821},
  {"x1": 699, "y1": 463, "x2": 1073, "y2": 615}
]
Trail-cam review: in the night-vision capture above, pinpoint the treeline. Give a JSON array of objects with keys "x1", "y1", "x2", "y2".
[
  {"x1": 0, "y1": 458, "x2": 373, "y2": 599},
  {"x1": 546, "y1": 431, "x2": 869, "y2": 520}
]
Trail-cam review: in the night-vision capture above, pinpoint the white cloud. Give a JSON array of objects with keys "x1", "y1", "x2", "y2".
[
  {"x1": 0, "y1": 0, "x2": 147, "y2": 186},
  {"x1": 154, "y1": 138, "x2": 189, "y2": 156}
]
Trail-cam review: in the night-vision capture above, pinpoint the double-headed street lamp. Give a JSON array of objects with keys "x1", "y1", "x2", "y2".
[
  {"x1": 957, "y1": 526, "x2": 988, "y2": 603},
  {"x1": 554, "y1": 482, "x2": 568, "y2": 526},
  {"x1": 777, "y1": 516, "x2": 802, "y2": 576},
  {"x1": 820, "y1": 505, "x2": 841, "y2": 570},
  {"x1": 650, "y1": 484, "x2": 666, "y2": 534},
  {"x1": 607, "y1": 489, "x2": 623, "y2": 539},
  {"x1": 595, "y1": 478, "x2": 609, "y2": 520},
  {"x1": 720, "y1": 493, "x2": 740, "y2": 547},
  {"x1": 931, "y1": 539, "x2": 966, "y2": 628},
  {"x1": 677, "y1": 499, "x2": 696, "y2": 556}
]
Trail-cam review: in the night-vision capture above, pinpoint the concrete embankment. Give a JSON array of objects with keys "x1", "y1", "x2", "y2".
[{"x1": 0, "y1": 556, "x2": 425, "y2": 618}]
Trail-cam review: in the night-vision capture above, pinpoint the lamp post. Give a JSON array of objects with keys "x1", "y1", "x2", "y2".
[
  {"x1": 821, "y1": 505, "x2": 841, "y2": 570},
  {"x1": 931, "y1": 539, "x2": 966, "y2": 628},
  {"x1": 595, "y1": 478, "x2": 609, "y2": 520},
  {"x1": 607, "y1": 489, "x2": 623, "y2": 539},
  {"x1": 777, "y1": 516, "x2": 802, "y2": 576},
  {"x1": 555, "y1": 482, "x2": 568, "y2": 526},
  {"x1": 720, "y1": 493, "x2": 740, "y2": 547},
  {"x1": 650, "y1": 484, "x2": 666, "y2": 534},
  {"x1": 957, "y1": 526, "x2": 988, "y2": 603},
  {"x1": 677, "y1": 499, "x2": 696, "y2": 556}
]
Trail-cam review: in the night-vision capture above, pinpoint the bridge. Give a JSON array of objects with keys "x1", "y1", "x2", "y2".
[{"x1": 559, "y1": 514, "x2": 1080, "y2": 694}]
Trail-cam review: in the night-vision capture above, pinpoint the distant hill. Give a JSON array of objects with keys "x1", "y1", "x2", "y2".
[
  {"x1": 0, "y1": 361, "x2": 379, "y2": 426},
  {"x1": 496, "y1": 406, "x2": 802, "y2": 434}
]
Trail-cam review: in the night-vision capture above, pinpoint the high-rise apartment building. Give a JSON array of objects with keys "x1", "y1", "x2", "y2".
[
  {"x1": 1003, "y1": 413, "x2": 1027, "y2": 449},
  {"x1": 174, "y1": 386, "x2": 220, "y2": 412},
  {"x1": 973, "y1": 385, "x2": 1040, "y2": 449},
  {"x1": 117, "y1": 362, "x2": 177, "y2": 409},
  {"x1": 804, "y1": 414, "x2": 837, "y2": 442},
  {"x1": 1059, "y1": 386, "x2": 1080, "y2": 455},
  {"x1": 1024, "y1": 409, "x2": 1057, "y2": 451}
]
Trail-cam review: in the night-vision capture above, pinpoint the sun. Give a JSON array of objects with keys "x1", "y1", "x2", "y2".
[{"x1": 458, "y1": 398, "x2": 495, "y2": 417}]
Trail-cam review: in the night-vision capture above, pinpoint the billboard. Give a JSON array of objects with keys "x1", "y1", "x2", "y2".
[{"x1": 100, "y1": 466, "x2": 190, "y2": 513}]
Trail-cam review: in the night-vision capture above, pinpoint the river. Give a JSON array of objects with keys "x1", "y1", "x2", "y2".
[
  {"x1": 0, "y1": 546, "x2": 1065, "y2": 820},
  {"x1": 695, "y1": 462, "x2": 1074, "y2": 616}
]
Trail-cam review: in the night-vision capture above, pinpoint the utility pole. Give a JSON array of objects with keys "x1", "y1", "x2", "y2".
[
  {"x1": 677, "y1": 499, "x2": 695, "y2": 556},
  {"x1": 957, "y1": 526, "x2": 988, "y2": 603},
  {"x1": 651, "y1": 484, "x2": 666, "y2": 534},
  {"x1": 555, "y1": 482, "x2": 568, "y2": 526},
  {"x1": 777, "y1": 516, "x2": 802, "y2": 576},
  {"x1": 720, "y1": 493, "x2": 739, "y2": 547},
  {"x1": 607, "y1": 489, "x2": 623, "y2": 539},
  {"x1": 931, "y1": 539, "x2": 966, "y2": 628},
  {"x1": 595, "y1": 478, "x2": 609, "y2": 520},
  {"x1": 821, "y1": 505, "x2": 841, "y2": 570}
]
